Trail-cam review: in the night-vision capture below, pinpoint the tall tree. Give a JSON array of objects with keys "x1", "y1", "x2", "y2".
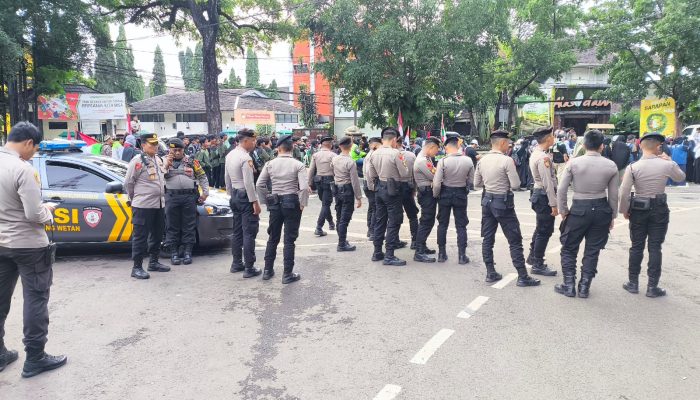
[
  {"x1": 114, "y1": 25, "x2": 145, "y2": 101},
  {"x1": 150, "y1": 45, "x2": 166, "y2": 96},
  {"x1": 245, "y1": 46, "x2": 260, "y2": 88},
  {"x1": 298, "y1": 84, "x2": 317, "y2": 127},
  {"x1": 222, "y1": 67, "x2": 242, "y2": 89},
  {"x1": 266, "y1": 79, "x2": 281, "y2": 99},
  {"x1": 588, "y1": 0, "x2": 700, "y2": 125},
  {"x1": 94, "y1": 23, "x2": 119, "y2": 94},
  {"x1": 191, "y1": 42, "x2": 204, "y2": 91},
  {"x1": 100, "y1": 0, "x2": 297, "y2": 135}
]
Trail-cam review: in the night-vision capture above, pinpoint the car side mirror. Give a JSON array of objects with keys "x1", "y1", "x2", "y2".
[{"x1": 105, "y1": 181, "x2": 124, "y2": 194}]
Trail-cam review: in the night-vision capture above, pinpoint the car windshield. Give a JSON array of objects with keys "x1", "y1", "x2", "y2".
[{"x1": 82, "y1": 156, "x2": 128, "y2": 178}]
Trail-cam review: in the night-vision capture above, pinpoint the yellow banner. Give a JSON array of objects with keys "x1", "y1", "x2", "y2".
[{"x1": 640, "y1": 98, "x2": 676, "y2": 137}]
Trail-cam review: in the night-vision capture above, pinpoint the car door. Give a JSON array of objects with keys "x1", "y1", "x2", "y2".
[{"x1": 43, "y1": 160, "x2": 122, "y2": 243}]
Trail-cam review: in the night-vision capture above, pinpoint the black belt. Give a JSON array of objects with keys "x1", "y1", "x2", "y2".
[
  {"x1": 484, "y1": 192, "x2": 509, "y2": 199},
  {"x1": 442, "y1": 185, "x2": 467, "y2": 191},
  {"x1": 532, "y1": 188, "x2": 546, "y2": 195},
  {"x1": 166, "y1": 188, "x2": 197, "y2": 195},
  {"x1": 278, "y1": 194, "x2": 299, "y2": 201},
  {"x1": 572, "y1": 197, "x2": 608, "y2": 206},
  {"x1": 635, "y1": 194, "x2": 667, "y2": 204},
  {"x1": 417, "y1": 185, "x2": 432, "y2": 192}
]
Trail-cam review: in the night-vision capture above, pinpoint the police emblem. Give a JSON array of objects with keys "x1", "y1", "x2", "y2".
[
  {"x1": 83, "y1": 207, "x2": 103, "y2": 228},
  {"x1": 248, "y1": 160, "x2": 254, "y2": 169}
]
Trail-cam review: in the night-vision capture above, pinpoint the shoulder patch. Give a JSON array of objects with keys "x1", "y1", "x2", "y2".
[
  {"x1": 248, "y1": 160, "x2": 254, "y2": 169},
  {"x1": 543, "y1": 156, "x2": 551, "y2": 169},
  {"x1": 34, "y1": 171, "x2": 41, "y2": 185},
  {"x1": 135, "y1": 163, "x2": 142, "y2": 170}
]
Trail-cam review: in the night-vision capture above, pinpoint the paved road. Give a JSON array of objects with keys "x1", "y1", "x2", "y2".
[{"x1": 2, "y1": 186, "x2": 700, "y2": 400}]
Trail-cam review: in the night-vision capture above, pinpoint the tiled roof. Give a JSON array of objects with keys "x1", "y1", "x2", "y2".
[{"x1": 130, "y1": 88, "x2": 299, "y2": 114}]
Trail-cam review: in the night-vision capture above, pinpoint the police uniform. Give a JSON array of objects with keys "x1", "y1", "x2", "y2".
[
  {"x1": 433, "y1": 134, "x2": 474, "y2": 264},
  {"x1": 0, "y1": 142, "x2": 67, "y2": 375},
  {"x1": 225, "y1": 131, "x2": 261, "y2": 278},
  {"x1": 556, "y1": 132, "x2": 619, "y2": 298},
  {"x1": 474, "y1": 130, "x2": 540, "y2": 286},
  {"x1": 619, "y1": 132, "x2": 686, "y2": 297},
  {"x1": 125, "y1": 133, "x2": 170, "y2": 279},
  {"x1": 256, "y1": 135, "x2": 310, "y2": 284},
  {"x1": 332, "y1": 137, "x2": 363, "y2": 251},
  {"x1": 366, "y1": 128, "x2": 410, "y2": 266},
  {"x1": 362, "y1": 137, "x2": 382, "y2": 239},
  {"x1": 400, "y1": 147, "x2": 419, "y2": 249},
  {"x1": 526, "y1": 127, "x2": 559, "y2": 276},
  {"x1": 413, "y1": 137, "x2": 441, "y2": 262},
  {"x1": 163, "y1": 138, "x2": 209, "y2": 266},
  {"x1": 309, "y1": 137, "x2": 337, "y2": 235}
]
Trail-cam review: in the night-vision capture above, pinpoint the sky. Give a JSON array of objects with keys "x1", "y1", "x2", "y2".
[{"x1": 110, "y1": 24, "x2": 294, "y2": 91}]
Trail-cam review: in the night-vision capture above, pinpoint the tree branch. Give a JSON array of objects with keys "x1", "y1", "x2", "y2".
[
  {"x1": 625, "y1": 45, "x2": 670, "y2": 97},
  {"x1": 220, "y1": 11, "x2": 262, "y2": 32}
]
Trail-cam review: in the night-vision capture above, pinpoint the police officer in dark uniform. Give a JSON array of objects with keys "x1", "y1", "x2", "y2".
[
  {"x1": 163, "y1": 138, "x2": 209, "y2": 265},
  {"x1": 0, "y1": 122, "x2": 67, "y2": 377},
  {"x1": 309, "y1": 136, "x2": 337, "y2": 236},
  {"x1": 526, "y1": 126, "x2": 559, "y2": 276},
  {"x1": 474, "y1": 130, "x2": 540, "y2": 287},
  {"x1": 256, "y1": 135, "x2": 309, "y2": 283},
  {"x1": 362, "y1": 137, "x2": 382, "y2": 240},
  {"x1": 225, "y1": 129, "x2": 262, "y2": 278},
  {"x1": 556, "y1": 130, "x2": 619, "y2": 298},
  {"x1": 125, "y1": 132, "x2": 170, "y2": 279},
  {"x1": 366, "y1": 128, "x2": 410, "y2": 266},
  {"x1": 413, "y1": 137, "x2": 441, "y2": 262},
  {"x1": 433, "y1": 133, "x2": 474, "y2": 264},
  {"x1": 619, "y1": 132, "x2": 685, "y2": 297},
  {"x1": 332, "y1": 136, "x2": 363, "y2": 251}
]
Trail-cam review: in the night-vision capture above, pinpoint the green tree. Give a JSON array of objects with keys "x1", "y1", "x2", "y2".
[
  {"x1": 191, "y1": 42, "x2": 204, "y2": 91},
  {"x1": 100, "y1": 0, "x2": 297, "y2": 135},
  {"x1": 245, "y1": 46, "x2": 260, "y2": 88},
  {"x1": 588, "y1": 0, "x2": 700, "y2": 126},
  {"x1": 94, "y1": 23, "x2": 118, "y2": 94},
  {"x1": 222, "y1": 67, "x2": 242, "y2": 89},
  {"x1": 298, "y1": 84, "x2": 317, "y2": 127},
  {"x1": 114, "y1": 25, "x2": 145, "y2": 102},
  {"x1": 265, "y1": 79, "x2": 281, "y2": 99},
  {"x1": 150, "y1": 45, "x2": 166, "y2": 96}
]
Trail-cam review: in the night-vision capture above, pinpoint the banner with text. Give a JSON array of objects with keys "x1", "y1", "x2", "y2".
[
  {"x1": 77, "y1": 93, "x2": 127, "y2": 120},
  {"x1": 640, "y1": 98, "x2": 676, "y2": 137}
]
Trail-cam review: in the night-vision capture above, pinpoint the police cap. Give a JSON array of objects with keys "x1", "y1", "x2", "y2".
[
  {"x1": 237, "y1": 128, "x2": 256, "y2": 139},
  {"x1": 640, "y1": 132, "x2": 665, "y2": 143},
  {"x1": 338, "y1": 136, "x2": 352, "y2": 147},
  {"x1": 276, "y1": 134, "x2": 293, "y2": 147},
  {"x1": 320, "y1": 136, "x2": 335, "y2": 144},
  {"x1": 140, "y1": 132, "x2": 159, "y2": 144},
  {"x1": 490, "y1": 129, "x2": 511, "y2": 139},
  {"x1": 424, "y1": 137, "x2": 442, "y2": 147},
  {"x1": 532, "y1": 125, "x2": 553, "y2": 138},
  {"x1": 368, "y1": 137, "x2": 382, "y2": 144},
  {"x1": 444, "y1": 133, "x2": 461, "y2": 146},
  {"x1": 168, "y1": 138, "x2": 184, "y2": 149}
]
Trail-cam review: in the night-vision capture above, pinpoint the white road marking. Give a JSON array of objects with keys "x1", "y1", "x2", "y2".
[
  {"x1": 490, "y1": 273, "x2": 518, "y2": 289},
  {"x1": 409, "y1": 328, "x2": 455, "y2": 365},
  {"x1": 373, "y1": 384, "x2": 402, "y2": 400}
]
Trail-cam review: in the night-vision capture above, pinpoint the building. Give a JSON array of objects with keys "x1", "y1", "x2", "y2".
[
  {"x1": 292, "y1": 40, "x2": 333, "y2": 124},
  {"x1": 333, "y1": 89, "x2": 382, "y2": 138},
  {"x1": 129, "y1": 88, "x2": 300, "y2": 137}
]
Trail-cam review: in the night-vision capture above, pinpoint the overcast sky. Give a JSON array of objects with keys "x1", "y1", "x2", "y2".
[{"x1": 110, "y1": 24, "x2": 294, "y2": 90}]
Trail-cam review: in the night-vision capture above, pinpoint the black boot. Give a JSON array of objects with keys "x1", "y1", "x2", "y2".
[
  {"x1": 555, "y1": 275, "x2": 577, "y2": 297},
  {"x1": 437, "y1": 246, "x2": 448, "y2": 263},
  {"x1": 282, "y1": 265, "x2": 301, "y2": 284},
  {"x1": 526, "y1": 253, "x2": 534, "y2": 265},
  {"x1": 485, "y1": 264, "x2": 502, "y2": 283},
  {"x1": 131, "y1": 258, "x2": 150, "y2": 279},
  {"x1": 230, "y1": 259, "x2": 245, "y2": 273},
  {"x1": 396, "y1": 240, "x2": 408, "y2": 249},
  {"x1": 458, "y1": 248, "x2": 470, "y2": 265},
  {"x1": 170, "y1": 247, "x2": 182, "y2": 265},
  {"x1": 243, "y1": 266, "x2": 262, "y2": 278},
  {"x1": 646, "y1": 276, "x2": 666, "y2": 297},
  {"x1": 516, "y1": 270, "x2": 541, "y2": 287},
  {"x1": 262, "y1": 261, "x2": 275, "y2": 280},
  {"x1": 414, "y1": 245, "x2": 436, "y2": 263},
  {"x1": 371, "y1": 246, "x2": 385, "y2": 261},
  {"x1": 623, "y1": 274, "x2": 639, "y2": 294},
  {"x1": 531, "y1": 263, "x2": 558, "y2": 276},
  {"x1": 328, "y1": 222, "x2": 336, "y2": 231},
  {"x1": 382, "y1": 250, "x2": 406, "y2": 266},
  {"x1": 337, "y1": 241, "x2": 357, "y2": 252},
  {"x1": 0, "y1": 346, "x2": 18, "y2": 372},
  {"x1": 410, "y1": 240, "x2": 416, "y2": 250},
  {"x1": 21, "y1": 351, "x2": 67, "y2": 378},
  {"x1": 578, "y1": 275, "x2": 593, "y2": 298},
  {"x1": 314, "y1": 228, "x2": 327, "y2": 237},
  {"x1": 147, "y1": 254, "x2": 171, "y2": 272},
  {"x1": 424, "y1": 246, "x2": 436, "y2": 255},
  {"x1": 182, "y1": 245, "x2": 193, "y2": 265}
]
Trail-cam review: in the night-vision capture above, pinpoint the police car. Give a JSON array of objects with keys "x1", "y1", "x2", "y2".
[{"x1": 32, "y1": 140, "x2": 233, "y2": 247}]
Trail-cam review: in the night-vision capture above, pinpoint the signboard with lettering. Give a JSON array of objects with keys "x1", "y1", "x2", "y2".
[
  {"x1": 640, "y1": 98, "x2": 676, "y2": 137},
  {"x1": 553, "y1": 87, "x2": 611, "y2": 112},
  {"x1": 234, "y1": 109, "x2": 275, "y2": 125},
  {"x1": 77, "y1": 93, "x2": 127, "y2": 120}
]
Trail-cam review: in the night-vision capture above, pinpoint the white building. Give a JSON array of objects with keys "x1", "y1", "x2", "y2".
[{"x1": 333, "y1": 89, "x2": 382, "y2": 138}]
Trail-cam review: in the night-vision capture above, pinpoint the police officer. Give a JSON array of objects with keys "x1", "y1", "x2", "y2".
[
  {"x1": 433, "y1": 133, "x2": 474, "y2": 264},
  {"x1": 396, "y1": 138, "x2": 419, "y2": 250},
  {"x1": 225, "y1": 129, "x2": 262, "y2": 278},
  {"x1": 125, "y1": 132, "x2": 170, "y2": 279},
  {"x1": 525, "y1": 126, "x2": 559, "y2": 276},
  {"x1": 474, "y1": 130, "x2": 540, "y2": 287},
  {"x1": 332, "y1": 136, "x2": 363, "y2": 251},
  {"x1": 619, "y1": 132, "x2": 685, "y2": 297},
  {"x1": 363, "y1": 137, "x2": 382, "y2": 240},
  {"x1": 163, "y1": 138, "x2": 209, "y2": 266},
  {"x1": 0, "y1": 122, "x2": 67, "y2": 378},
  {"x1": 366, "y1": 128, "x2": 410, "y2": 266},
  {"x1": 413, "y1": 137, "x2": 441, "y2": 262},
  {"x1": 556, "y1": 129, "x2": 619, "y2": 298},
  {"x1": 309, "y1": 136, "x2": 337, "y2": 236},
  {"x1": 256, "y1": 135, "x2": 309, "y2": 284}
]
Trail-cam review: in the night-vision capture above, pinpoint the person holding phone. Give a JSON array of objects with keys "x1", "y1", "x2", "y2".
[{"x1": 0, "y1": 122, "x2": 67, "y2": 378}]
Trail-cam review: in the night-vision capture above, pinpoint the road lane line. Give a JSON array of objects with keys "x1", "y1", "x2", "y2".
[
  {"x1": 373, "y1": 384, "x2": 402, "y2": 400},
  {"x1": 491, "y1": 273, "x2": 518, "y2": 289},
  {"x1": 409, "y1": 328, "x2": 455, "y2": 365},
  {"x1": 457, "y1": 295, "x2": 490, "y2": 319}
]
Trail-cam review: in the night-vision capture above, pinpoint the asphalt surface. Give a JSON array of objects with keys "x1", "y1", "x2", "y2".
[{"x1": 2, "y1": 186, "x2": 700, "y2": 400}]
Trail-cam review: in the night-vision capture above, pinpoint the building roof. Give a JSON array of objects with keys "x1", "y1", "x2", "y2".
[
  {"x1": 130, "y1": 88, "x2": 299, "y2": 114},
  {"x1": 575, "y1": 48, "x2": 607, "y2": 66}
]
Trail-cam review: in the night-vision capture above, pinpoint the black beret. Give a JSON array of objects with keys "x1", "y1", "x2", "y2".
[
  {"x1": 237, "y1": 129, "x2": 256, "y2": 139},
  {"x1": 424, "y1": 137, "x2": 442, "y2": 147},
  {"x1": 320, "y1": 136, "x2": 334, "y2": 143},
  {"x1": 490, "y1": 129, "x2": 511, "y2": 139},
  {"x1": 168, "y1": 138, "x2": 184, "y2": 149},
  {"x1": 338, "y1": 136, "x2": 352, "y2": 146},
  {"x1": 640, "y1": 132, "x2": 665, "y2": 143},
  {"x1": 368, "y1": 137, "x2": 382, "y2": 144},
  {"x1": 276, "y1": 134, "x2": 293, "y2": 147},
  {"x1": 381, "y1": 127, "x2": 399, "y2": 138},
  {"x1": 140, "y1": 132, "x2": 158, "y2": 144},
  {"x1": 532, "y1": 125, "x2": 553, "y2": 137}
]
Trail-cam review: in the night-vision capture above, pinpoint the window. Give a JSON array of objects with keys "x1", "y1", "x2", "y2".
[
  {"x1": 293, "y1": 63, "x2": 309, "y2": 74},
  {"x1": 275, "y1": 114, "x2": 299, "y2": 124},
  {"x1": 136, "y1": 114, "x2": 165, "y2": 122},
  {"x1": 48, "y1": 122, "x2": 68, "y2": 130},
  {"x1": 176, "y1": 113, "x2": 207, "y2": 123},
  {"x1": 46, "y1": 162, "x2": 110, "y2": 192}
]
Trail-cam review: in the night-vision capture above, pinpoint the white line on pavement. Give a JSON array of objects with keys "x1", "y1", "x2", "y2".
[
  {"x1": 373, "y1": 384, "x2": 402, "y2": 400},
  {"x1": 457, "y1": 295, "x2": 490, "y2": 319},
  {"x1": 409, "y1": 328, "x2": 455, "y2": 365},
  {"x1": 491, "y1": 273, "x2": 518, "y2": 289}
]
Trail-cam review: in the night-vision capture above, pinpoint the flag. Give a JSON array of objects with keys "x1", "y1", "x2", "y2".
[
  {"x1": 397, "y1": 109, "x2": 404, "y2": 138},
  {"x1": 404, "y1": 126, "x2": 410, "y2": 148},
  {"x1": 79, "y1": 132, "x2": 98, "y2": 146},
  {"x1": 440, "y1": 114, "x2": 447, "y2": 141}
]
